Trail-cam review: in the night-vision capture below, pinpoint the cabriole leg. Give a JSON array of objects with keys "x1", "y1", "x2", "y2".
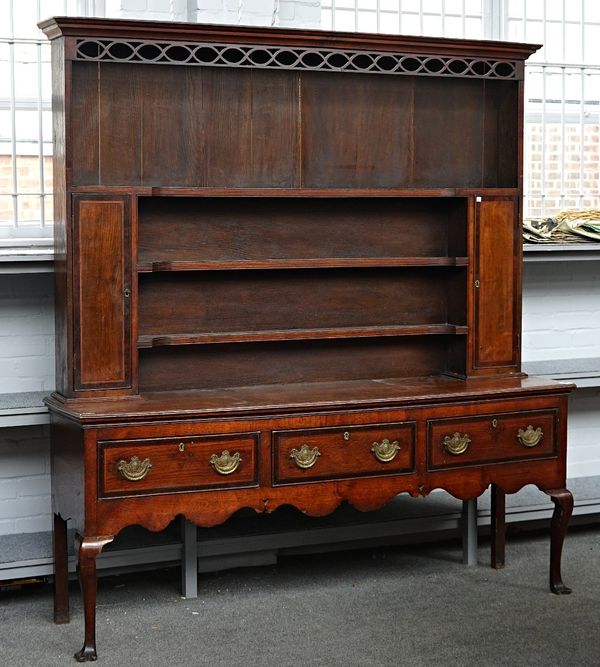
[
  {"x1": 74, "y1": 535, "x2": 114, "y2": 662},
  {"x1": 543, "y1": 488, "x2": 573, "y2": 595},
  {"x1": 490, "y1": 484, "x2": 506, "y2": 569},
  {"x1": 53, "y1": 512, "x2": 70, "y2": 624}
]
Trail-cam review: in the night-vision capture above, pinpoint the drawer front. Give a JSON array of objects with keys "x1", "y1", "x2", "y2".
[
  {"x1": 427, "y1": 410, "x2": 557, "y2": 470},
  {"x1": 99, "y1": 432, "x2": 259, "y2": 497},
  {"x1": 273, "y1": 422, "x2": 415, "y2": 485}
]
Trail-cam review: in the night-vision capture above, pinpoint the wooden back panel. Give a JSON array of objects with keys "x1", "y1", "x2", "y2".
[
  {"x1": 69, "y1": 63, "x2": 519, "y2": 189},
  {"x1": 138, "y1": 197, "x2": 468, "y2": 267},
  {"x1": 138, "y1": 337, "x2": 458, "y2": 392},
  {"x1": 138, "y1": 268, "x2": 466, "y2": 337}
]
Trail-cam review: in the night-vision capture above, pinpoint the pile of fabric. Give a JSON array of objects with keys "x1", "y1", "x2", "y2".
[{"x1": 523, "y1": 210, "x2": 600, "y2": 244}]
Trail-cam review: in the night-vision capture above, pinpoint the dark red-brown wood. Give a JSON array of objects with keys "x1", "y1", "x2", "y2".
[
  {"x1": 543, "y1": 488, "x2": 574, "y2": 594},
  {"x1": 490, "y1": 484, "x2": 506, "y2": 569},
  {"x1": 53, "y1": 513, "x2": 69, "y2": 624},
  {"x1": 472, "y1": 196, "x2": 520, "y2": 372},
  {"x1": 72, "y1": 195, "x2": 131, "y2": 391},
  {"x1": 40, "y1": 17, "x2": 570, "y2": 662}
]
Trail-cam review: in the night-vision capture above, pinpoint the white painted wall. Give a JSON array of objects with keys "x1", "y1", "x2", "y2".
[
  {"x1": 0, "y1": 274, "x2": 55, "y2": 393},
  {"x1": 1, "y1": 264, "x2": 599, "y2": 536},
  {"x1": 522, "y1": 262, "x2": 600, "y2": 362},
  {"x1": 0, "y1": 425, "x2": 51, "y2": 536},
  {"x1": 0, "y1": 273, "x2": 54, "y2": 537},
  {"x1": 522, "y1": 260, "x2": 600, "y2": 481}
]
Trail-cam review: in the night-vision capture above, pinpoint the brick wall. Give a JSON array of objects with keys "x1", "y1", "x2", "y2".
[
  {"x1": 0, "y1": 156, "x2": 53, "y2": 227},
  {"x1": 525, "y1": 122, "x2": 600, "y2": 218}
]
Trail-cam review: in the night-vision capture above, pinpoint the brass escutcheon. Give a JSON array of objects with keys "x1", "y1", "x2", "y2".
[
  {"x1": 343, "y1": 431, "x2": 351, "y2": 441},
  {"x1": 178, "y1": 442, "x2": 185, "y2": 452},
  {"x1": 290, "y1": 444, "x2": 321, "y2": 469},
  {"x1": 117, "y1": 456, "x2": 152, "y2": 482},
  {"x1": 517, "y1": 425, "x2": 543, "y2": 448},
  {"x1": 443, "y1": 432, "x2": 471, "y2": 456},
  {"x1": 491, "y1": 418, "x2": 498, "y2": 428},
  {"x1": 209, "y1": 450, "x2": 242, "y2": 475},
  {"x1": 371, "y1": 438, "x2": 401, "y2": 463}
]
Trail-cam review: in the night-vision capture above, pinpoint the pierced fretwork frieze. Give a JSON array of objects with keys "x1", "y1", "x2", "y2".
[{"x1": 74, "y1": 38, "x2": 518, "y2": 80}]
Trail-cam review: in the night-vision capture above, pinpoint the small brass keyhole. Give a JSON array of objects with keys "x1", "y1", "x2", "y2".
[
  {"x1": 491, "y1": 419, "x2": 498, "y2": 428},
  {"x1": 343, "y1": 431, "x2": 350, "y2": 441},
  {"x1": 178, "y1": 442, "x2": 185, "y2": 452}
]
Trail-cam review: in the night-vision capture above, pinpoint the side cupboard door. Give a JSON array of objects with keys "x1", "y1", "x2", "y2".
[
  {"x1": 470, "y1": 196, "x2": 521, "y2": 375},
  {"x1": 72, "y1": 194, "x2": 132, "y2": 393}
]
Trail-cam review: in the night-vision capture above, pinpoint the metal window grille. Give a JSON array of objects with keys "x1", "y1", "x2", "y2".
[
  {"x1": 320, "y1": 0, "x2": 600, "y2": 220},
  {"x1": 321, "y1": 0, "x2": 484, "y2": 38},
  {"x1": 0, "y1": 0, "x2": 105, "y2": 242},
  {"x1": 1, "y1": 1, "x2": 598, "y2": 238},
  {"x1": 505, "y1": 0, "x2": 600, "y2": 218}
]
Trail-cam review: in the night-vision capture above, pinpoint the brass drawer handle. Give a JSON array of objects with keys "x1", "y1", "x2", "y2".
[
  {"x1": 371, "y1": 438, "x2": 401, "y2": 463},
  {"x1": 117, "y1": 456, "x2": 152, "y2": 482},
  {"x1": 209, "y1": 450, "x2": 242, "y2": 475},
  {"x1": 443, "y1": 432, "x2": 471, "y2": 456},
  {"x1": 290, "y1": 444, "x2": 321, "y2": 469},
  {"x1": 517, "y1": 425, "x2": 543, "y2": 448}
]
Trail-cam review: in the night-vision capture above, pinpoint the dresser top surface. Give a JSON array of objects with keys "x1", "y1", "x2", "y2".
[{"x1": 45, "y1": 375, "x2": 573, "y2": 424}]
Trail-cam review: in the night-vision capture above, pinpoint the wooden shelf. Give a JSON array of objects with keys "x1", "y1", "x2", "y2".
[
  {"x1": 147, "y1": 187, "x2": 519, "y2": 198},
  {"x1": 0, "y1": 391, "x2": 49, "y2": 428},
  {"x1": 137, "y1": 257, "x2": 470, "y2": 272},
  {"x1": 523, "y1": 358, "x2": 600, "y2": 388},
  {"x1": 523, "y1": 243, "x2": 600, "y2": 263},
  {"x1": 0, "y1": 244, "x2": 54, "y2": 274},
  {"x1": 137, "y1": 324, "x2": 468, "y2": 348}
]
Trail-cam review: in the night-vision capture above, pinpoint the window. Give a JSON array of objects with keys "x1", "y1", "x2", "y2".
[
  {"x1": 0, "y1": 0, "x2": 597, "y2": 241},
  {"x1": 321, "y1": 0, "x2": 600, "y2": 219},
  {"x1": 321, "y1": 0, "x2": 484, "y2": 37},
  {"x1": 506, "y1": 1, "x2": 600, "y2": 217},
  {"x1": 0, "y1": 1, "x2": 106, "y2": 242}
]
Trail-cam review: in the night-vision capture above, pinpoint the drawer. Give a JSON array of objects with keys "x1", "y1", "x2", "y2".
[
  {"x1": 273, "y1": 422, "x2": 415, "y2": 485},
  {"x1": 427, "y1": 410, "x2": 557, "y2": 470},
  {"x1": 99, "y1": 432, "x2": 259, "y2": 497}
]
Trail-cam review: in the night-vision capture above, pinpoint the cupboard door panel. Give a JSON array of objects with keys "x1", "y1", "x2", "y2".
[
  {"x1": 473, "y1": 197, "x2": 519, "y2": 370},
  {"x1": 73, "y1": 196, "x2": 131, "y2": 390}
]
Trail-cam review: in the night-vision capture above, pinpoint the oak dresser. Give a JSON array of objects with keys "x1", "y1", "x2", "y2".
[{"x1": 39, "y1": 17, "x2": 574, "y2": 661}]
